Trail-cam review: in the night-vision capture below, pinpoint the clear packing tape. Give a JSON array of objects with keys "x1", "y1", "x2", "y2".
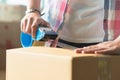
[{"x1": 98, "y1": 57, "x2": 111, "y2": 80}]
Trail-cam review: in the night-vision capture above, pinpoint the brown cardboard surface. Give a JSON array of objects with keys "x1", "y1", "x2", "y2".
[
  {"x1": 6, "y1": 47, "x2": 120, "y2": 80},
  {"x1": 110, "y1": 56, "x2": 120, "y2": 80}
]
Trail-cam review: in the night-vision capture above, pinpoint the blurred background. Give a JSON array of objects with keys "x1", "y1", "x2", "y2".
[
  {"x1": 0, "y1": 0, "x2": 26, "y2": 5},
  {"x1": 0, "y1": 1, "x2": 27, "y2": 80},
  {"x1": 0, "y1": 0, "x2": 26, "y2": 49}
]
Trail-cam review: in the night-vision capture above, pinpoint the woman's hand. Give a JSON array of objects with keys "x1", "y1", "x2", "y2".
[
  {"x1": 21, "y1": 12, "x2": 50, "y2": 38},
  {"x1": 75, "y1": 40, "x2": 120, "y2": 54}
]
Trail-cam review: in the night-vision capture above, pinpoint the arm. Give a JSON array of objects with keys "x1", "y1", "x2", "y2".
[
  {"x1": 75, "y1": 35, "x2": 120, "y2": 54},
  {"x1": 114, "y1": 35, "x2": 120, "y2": 42},
  {"x1": 21, "y1": 0, "x2": 49, "y2": 38},
  {"x1": 26, "y1": 0, "x2": 40, "y2": 10}
]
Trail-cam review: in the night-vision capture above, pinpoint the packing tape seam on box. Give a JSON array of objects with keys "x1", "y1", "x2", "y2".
[{"x1": 98, "y1": 58, "x2": 111, "y2": 80}]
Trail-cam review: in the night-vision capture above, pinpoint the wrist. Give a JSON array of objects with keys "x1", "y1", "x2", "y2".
[{"x1": 25, "y1": 8, "x2": 41, "y2": 15}]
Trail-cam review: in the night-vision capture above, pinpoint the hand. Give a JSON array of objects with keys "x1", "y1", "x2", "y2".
[
  {"x1": 21, "y1": 12, "x2": 50, "y2": 38},
  {"x1": 75, "y1": 40, "x2": 120, "y2": 54}
]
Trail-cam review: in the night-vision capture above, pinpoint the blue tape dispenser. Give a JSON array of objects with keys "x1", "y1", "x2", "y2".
[{"x1": 20, "y1": 26, "x2": 45, "y2": 48}]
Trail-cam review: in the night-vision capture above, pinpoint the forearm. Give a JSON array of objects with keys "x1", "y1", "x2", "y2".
[
  {"x1": 27, "y1": 0, "x2": 40, "y2": 10},
  {"x1": 115, "y1": 35, "x2": 120, "y2": 42}
]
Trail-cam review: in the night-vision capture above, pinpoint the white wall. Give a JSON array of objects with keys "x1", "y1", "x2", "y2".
[{"x1": 6, "y1": 0, "x2": 27, "y2": 5}]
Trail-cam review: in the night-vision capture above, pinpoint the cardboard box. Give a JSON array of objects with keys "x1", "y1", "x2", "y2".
[
  {"x1": 0, "y1": 3, "x2": 26, "y2": 21},
  {"x1": 6, "y1": 47, "x2": 120, "y2": 80},
  {"x1": 0, "y1": 21, "x2": 22, "y2": 49}
]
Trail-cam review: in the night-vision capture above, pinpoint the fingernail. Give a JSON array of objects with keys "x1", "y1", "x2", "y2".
[
  {"x1": 81, "y1": 51, "x2": 85, "y2": 54},
  {"x1": 95, "y1": 51, "x2": 98, "y2": 54}
]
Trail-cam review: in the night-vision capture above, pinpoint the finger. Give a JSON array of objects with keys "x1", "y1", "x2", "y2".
[
  {"x1": 78, "y1": 46, "x2": 108, "y2": 54},
  {"x1": 95, "y1": 50, "x2": 112, "y2": 54},
  {"x1": 31, "y1": 26, "x2": 38, "y2": 39},
  {"x1": 74, "y1": 48, "x2": 84, "y2": 53},
  {"x1": 74, "y1": 45, "x2": 99, "y2": 53},
  {"x1": 21, "y1": 19, "x2": 27, "y2": 32},
  {"x1": 95, "y1": 47, "x2": 116, "y2": 54},
  {"x1": 38, "y1": 19, "x2": 50, "y2": 28},
  {"x1": 31, "y1": 19, "x2": 39, "y2": 38},
  {"x1": 25, "y1": 17, "x2": 33, "y2": 34}
]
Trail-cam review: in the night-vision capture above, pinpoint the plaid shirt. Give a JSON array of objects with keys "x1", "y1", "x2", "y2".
[
  {"x1": 42, "y1": 0, "x2": 120, "y2": 41},
  {"x1": 41, "y1": 0, "x2": 68, "y2": 32},
  {"x1": 104, "y1": 0, "x2": 120, "y2": 40}
]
